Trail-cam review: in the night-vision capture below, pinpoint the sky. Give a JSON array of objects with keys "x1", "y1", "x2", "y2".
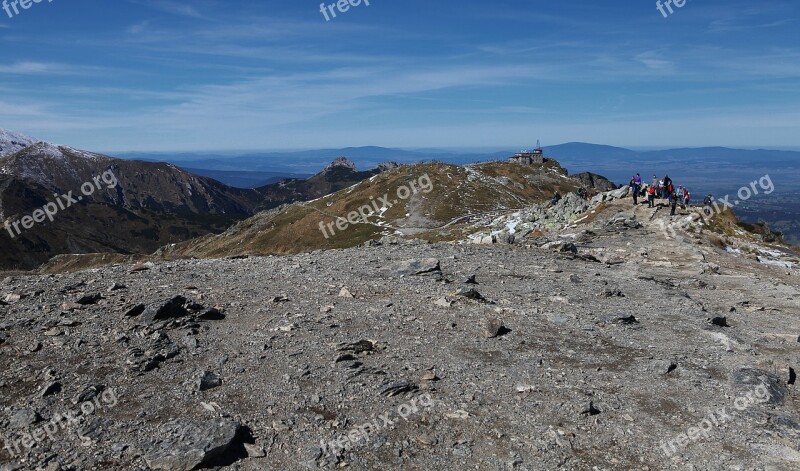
[{"x1": 0, "y1": 0, "x2": 798, "y2": 152}]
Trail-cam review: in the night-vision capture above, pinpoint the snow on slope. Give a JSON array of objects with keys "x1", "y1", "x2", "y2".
[{"x1": 0, "y1": 128, "x2": 37, "y2": 157}]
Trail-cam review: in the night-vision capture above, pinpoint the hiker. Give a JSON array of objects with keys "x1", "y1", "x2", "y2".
[
  {"x1": 663, "y1": 175, "x2": 673, "y2": 199},
  {"x1": 703, "y1": 194, "x2": 713, "y2": 215},
  {"x1": 670, "y1": 190, "x2": 678, "y2": 215},
  {"x1": 683, "y1": 188, "x2": 691, "y2": 206},
  {"x1": 651, "y1": 175, "x2": 658, "y2": 190},
  {"x1": 629, "y1": 176, "x2": 640, "y2": 205},
  {"x1": 677, "y1": 185, "x2": 685, "y2": 201},
  {"x1": 550, "y1": 192, "x2": 562, "y2": 206},
  {"x1": 647, "y1": 185, "x2": 656, "y2": 208}
]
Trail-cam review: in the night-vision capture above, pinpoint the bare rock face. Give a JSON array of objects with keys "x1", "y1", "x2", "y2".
[
  {"x1": 323, "y1": 156, "x2": 357, "y2": 172},
  {"x1": 143, "y1": 419, "x2": 242, "y2": 471}
]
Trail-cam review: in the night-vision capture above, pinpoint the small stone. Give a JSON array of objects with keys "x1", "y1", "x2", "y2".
[
  {"x1": 244, "y1": 443, "x2": 266, "y2": 458},
  {"x1": 599, "y1": 289, "x2": 624, "y2": 297},
  {"x1": 482, "y1": 317, "x2": 507, "y2": 338},
  {"x1": 41, "y1": 381, "x2": 62, "y2": 397},
  {"x1": 140, "y1": 296, "x2": 188, "y2": 323},
  {"x1": 338, "y1": 287, "x2": 354, "y2": 298},
  {"x1": 124, "y1": 304, "x2": 146, "y2": 317},
  {"x1": 272, "y1": 323, "x2": 298, "y2": 332},
  {"x1": 709, "y1": 316, "x2": 730, "y2": 327},
  {"x1": 108, "y1": 282, "x2": 127, "y2": 292},
  {"x1": 10, "y1": 408, "x2": 40, "y2": 429},
  {"x1": 196, "y1": 370, "x2": 222, "y2": 391},
  {"x1": 319, "y1": 305, "x2": 334, "y2": 313},
  {"x1": 434, "y1": 297, "x2": 452, "y2": 308},
  {"x1": 75, "y1": 293, "x2": 103, "y2": 305},
  {"x1": 454, "y1": 287, "x2": 485, "y2": 301},
  {"x1": 130, "y1": 263, "x2": 151, "y2": 272},
  {"x1": 197, "y1": 308, "x2": 225, "y2": 320},
  {"x1": 616, "y1": 315, "x2": 639, "y2": 325},
  {"x1": 421, "y1": 372, "x2": 440, "y2": 382},
  {"x1": 416, "y1": 434, "x2": 437, "y2": 446},
  {"x1": 3, "y1": 293, "x2": 23, "y2": 303},
  {"x1": 463, "y1": 274, "x2": 477, "y2": 284},
  {"x1": 581, "y1": 401, "x2": 601, "y2": 416},
  {"x1": 269, "y1": 296, "x2": 289, "y2": 303},
  {"x1": 272, "y1": 420, "x2": 290, "y2": 432},
  {"x1": 44, "y1": 327, "x2": 62, "y2": 336},
  {"x1": 385, "y1": 259, "x2": 441, "y2": 276}
]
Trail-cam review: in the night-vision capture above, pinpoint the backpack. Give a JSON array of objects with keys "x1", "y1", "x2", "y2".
[{"x1": 648, "y1": 186, "x2": 655, "y2": 195}]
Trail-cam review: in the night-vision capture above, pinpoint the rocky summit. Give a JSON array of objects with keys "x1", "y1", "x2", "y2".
[{"x1": 0, "y1": 193, "x2": 798, "y2": 470}]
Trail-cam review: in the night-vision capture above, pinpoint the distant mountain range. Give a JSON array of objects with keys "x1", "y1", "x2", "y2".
[
  {"x1": 0, "y1": 130, "x2": 393, "y2": 269},
  {"x1": 3, "y1": 127, "x2": 798, "y2": 269},
  {"x1": 117, "y1": 143, "x2": 800, "y2": 193}
]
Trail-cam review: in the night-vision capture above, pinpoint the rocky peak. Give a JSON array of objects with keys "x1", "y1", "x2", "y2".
[
  {"x1": 377, "y1": 161, "x2": 401, "y2": 172},
  {"x1": 0, "y1": 128, "x2": 37, "y2": 157},
  {"x1": 323, "y1": 157, "x2": 357, "y2": 172}
]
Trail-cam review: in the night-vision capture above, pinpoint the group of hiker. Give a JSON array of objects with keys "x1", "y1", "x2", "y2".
[{"x1": 629, "y1": 173, "x2": 694, "y2": 216}]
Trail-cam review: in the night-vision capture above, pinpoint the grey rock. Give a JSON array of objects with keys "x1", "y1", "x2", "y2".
[
  {"x1": 196, "y1": 370, "x2": 222, "y2": 391},
  {"x1": 731, "y1": 368, "x2": 788, "y2": 405},
  {"x1": 385, "y1": 258, "x2": 441, "y2": 276},
  {"x1": 124, "y1": 303, "x2": 146, "y2": 317},
  {"x1": 9, "y1": 408, "x2": 40, "y2": 429},
  {"x1": 140, "y1": 296, "x2": 188, "y2": 323},
  {"x1": 143, "y1": 419, "x2": 241, "y2": 471},
  {"x1": 75, "y1": 293, "x2": 103, "y2": 305},
  {"x1": 482, "y1": 317, "x2": 507, "y2": 338},
  {"x1": 40, "y1": 381, "x2": 62, "y2": 397}
]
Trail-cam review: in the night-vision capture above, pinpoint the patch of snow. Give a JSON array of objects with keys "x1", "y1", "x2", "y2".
[{"x1": 757, "y1": 257, "x2": 794, "y2": 268}]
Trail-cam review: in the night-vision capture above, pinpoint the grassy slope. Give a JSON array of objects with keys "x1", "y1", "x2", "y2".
[{"x1": 158, "y1": 160, "x2": 580, "y2": 260}]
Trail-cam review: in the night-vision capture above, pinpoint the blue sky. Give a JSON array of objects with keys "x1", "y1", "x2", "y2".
[{"x1": 0, "y1": 0, "x2": 798, "y2": 151}]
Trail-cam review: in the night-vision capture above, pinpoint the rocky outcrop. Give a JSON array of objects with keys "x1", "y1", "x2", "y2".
[{"x1": 572, "y1": 171, "x2": 617, "y2": 191}]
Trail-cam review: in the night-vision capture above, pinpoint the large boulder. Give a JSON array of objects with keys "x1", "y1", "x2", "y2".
[
  {"x1": 139, "y1": 296, "x2": 188, "y2": 324},
  {"x1": 144, "y1": 419, "x2": 242, "y2": 471}
]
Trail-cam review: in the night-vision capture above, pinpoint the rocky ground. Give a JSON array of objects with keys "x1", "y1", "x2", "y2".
[{"x1": 0, "y1": 197, "x2": 798, "y2": 470}]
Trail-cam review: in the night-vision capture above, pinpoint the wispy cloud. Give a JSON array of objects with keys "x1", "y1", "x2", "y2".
[
  {"x1": 635, "y1": 51, "x2": 674, "y2": 72},
  {"x1": 0, "y1": 61, "x2": 105, "y2": 76},
  {"x1": 129, "y1": 0, "x2": 205, "y2": 19}
]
